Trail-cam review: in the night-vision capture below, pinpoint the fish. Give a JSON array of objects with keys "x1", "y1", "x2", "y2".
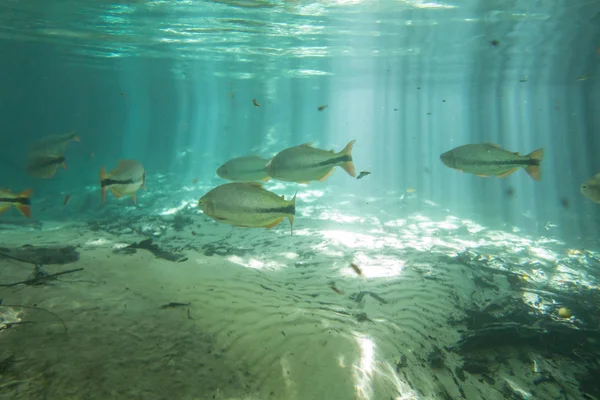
[
  {"x1": 30, "y1": 130, "x2": 79, "y2": 154},
  {"x1": 198, "y1": 182, "x2": 297, "y2": 235},
  {"x1": 330, "y1": 285, "x2": 344, "y2": 295},
  {"x1": 217, "y1": 156, "x2": 271, "y2": 182},
  {"x1": 399, "y1": 187, "x2": 417, "y2": 201},
  {"x1": 0, "y1": 189, "x2": 32, "y2": 218},
  {"x1": 318, "y1": 104, "x2": 328, "y2": 111},
  {"x1": 26, "y1": 153, "x2": 68, "y2": 179},
  {"x1": 252, "y1": 98, "x2": 260, "y2": 107},
  {"x1": 265, "y1": 140, "x2": 357, "y2": 183},
  {"x1": 357, "y1": 171, "x2": 371, "y2": 180},
  {"x1": 63, "y1": 194, "x2": 71, "y2": 206},
  {"x1": 581, "y1": 173, "x2": 600, "y2": 203},
  {"x1": 350, "y1": 263, "x2": 364, "y2": 276},
  {"x1": 100, "y1": 159, "x2": 146, "y2": 205},
  {"x1": 440, "y1": 144, "x2": 544, "y2": 182}
]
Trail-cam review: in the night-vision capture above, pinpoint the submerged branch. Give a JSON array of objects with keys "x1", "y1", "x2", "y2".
[{"x1": 0, "y1": 268, "x2": 84, "y2": 287}]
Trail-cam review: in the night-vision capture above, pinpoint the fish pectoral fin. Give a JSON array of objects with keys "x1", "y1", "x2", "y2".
[
  {"x1": 131, "y1": 193, "x2": 137, "y2": 205},
  {"x1": 318, "y1": 168, "x2": 335, "y2": 182},
  {"x1": 476, "y1": 174, "x2": 490, "y2": 178},
  {"x1": 299, "y1": 142, "x2": 314, "y2": 148},
  {"x1": 0, "y1": 205, "x2": 11, "y2": 214},
  {"x1": 262, "y1": 176, "x2": 271, "y2": 182},
  {"x1": 264, "y1": 217, "x2": 284, "y2": 229},
  {"x1": 497, "y1": 168, "x2": 519, "y2": 178}
]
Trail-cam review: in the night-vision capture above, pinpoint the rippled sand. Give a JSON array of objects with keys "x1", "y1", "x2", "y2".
[{"x1": 0, "y1": 191, "x2": 597, "y2": 400}]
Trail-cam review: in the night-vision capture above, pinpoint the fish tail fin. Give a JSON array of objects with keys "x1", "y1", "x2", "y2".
[
  {"x1": 288, "y1": 190, "x2": 298, "y2": 235},
  {"x1": 14, "y1": 189, "x2": 33, "y2": 218},
  {"x1": 100, "y1": 166, "x2": 108, "y2": 204},
  {"x1": 18, "y1": 189, "x2": 33, "y2": 199},
  {"x1": 339, "y1": 139, "x2": 357, "y2": 178},
  {"x1": 524, "y1": 148, "x2": 544, "y2": 182}
]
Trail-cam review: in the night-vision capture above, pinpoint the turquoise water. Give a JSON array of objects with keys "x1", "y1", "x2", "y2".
[{"x1": 1, "y1": 1, "x2": 600, "y2": 399}]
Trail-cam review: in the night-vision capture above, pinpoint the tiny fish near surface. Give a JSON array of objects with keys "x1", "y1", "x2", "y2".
[
  {"x1": 357, "y1": 171, "x2": 371, "y2": 180},
  {"x1": 265, "y1": 140, "x2": 357, "y2": 183},
  {"x1": 198, "y1": 182, "x2": 297, "y2": 235},
  {"x1": 440, "y1": 143, "x2": 544, "y2": 182}
]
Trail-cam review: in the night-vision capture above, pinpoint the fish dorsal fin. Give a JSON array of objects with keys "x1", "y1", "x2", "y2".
[
  {"x1": 329, "y1": 149, "x2": 335, "y2": 153},
  {"x1": 514, "y1": 152, "x2": 520, "y2": 156},
  {"x1": 280, "y1": 195, "x2": 284, "y2": 199},
  {"x1": 244, "y1": 182, "x2": 263, "y2": 188},
  {"x1": 299, "y1": 142, "x2": 313, "y2": 148},
  {"x1": 485, "y1": 143, "x2": 501, "y2": 148}
]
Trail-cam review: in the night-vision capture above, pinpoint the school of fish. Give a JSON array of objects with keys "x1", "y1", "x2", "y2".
[{"x1": 3, "y1": 130, "x2": 599, "y2": 232}]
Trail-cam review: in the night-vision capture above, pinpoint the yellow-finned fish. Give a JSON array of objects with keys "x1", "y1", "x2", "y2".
[
  {"x1": 581, "y1": 173, "x2": 600, "y2": 203},
  {"x1": 30, "y1": 130, "x2": 79, "y2": 154},
  {"x1": 217, "y1": 156, "x2": 271, "y2": 182},
  {"x1": 0, "y1": 188, "x2": 32, "y2": 218},
  {"x1": 440, "y1": 143, "x2": 544, "y2": 181},
  {"x1": 26, "y1": 152, "x2": 68, "y2": 179},
  {"x1": 100, "y1": 159, "x2": 146, "y2": 205},
  {"x1": 198, "y1": 182, "x2": 297, "y2": 235},
  {"x1": 265, "y1": 140, "x2": 357, "y2": 183}
]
